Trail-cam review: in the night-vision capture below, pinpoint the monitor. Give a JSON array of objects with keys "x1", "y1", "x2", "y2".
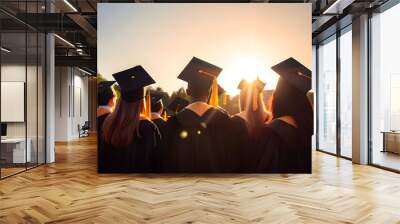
[{"x1": 1, "y1": 123, "x2": 7, "y2": 137}]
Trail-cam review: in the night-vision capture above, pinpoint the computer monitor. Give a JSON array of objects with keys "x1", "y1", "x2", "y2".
[{"x1": 1, "y1": 123, "x2": 7, "y2": 137}]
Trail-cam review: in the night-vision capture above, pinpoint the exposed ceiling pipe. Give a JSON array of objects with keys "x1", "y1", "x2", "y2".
[{"x1": 67, "y1": 14, "x2": 97, "y2": 39}]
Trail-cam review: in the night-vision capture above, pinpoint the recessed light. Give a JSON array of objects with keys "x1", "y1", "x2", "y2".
[
  {"x1": 63, "y1": 0, "x2": 78, "y2": 12},
  {"x1": 1, "y1": 47, "x2": 11, "y2": 53},
  {"x1": 54, "y1": 34, "x2": 75, "y2": 48}
]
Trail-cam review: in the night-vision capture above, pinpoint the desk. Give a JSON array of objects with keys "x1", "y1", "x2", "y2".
[
  {"x1": 1, "y1": 138, "x2": 31, "y2": 163},
  {"x1": 382, "y1": 131, "x2": 400, "y2": 154}
]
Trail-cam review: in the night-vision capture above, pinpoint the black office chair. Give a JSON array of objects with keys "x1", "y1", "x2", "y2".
[{"x1": 79, "y1": 121, "x2": 90, "y2": 138}]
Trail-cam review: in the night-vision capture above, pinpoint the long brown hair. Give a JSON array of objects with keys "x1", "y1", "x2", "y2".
[
  {"x1": 239, "y1": 85, "x2": 268, "y2": 136},
  {"x1": 102, "y1": 98, "x2": 144, "y2": 148},
  {"x1": 268, "y1": 79, "x2": 313, "y2": 135}
]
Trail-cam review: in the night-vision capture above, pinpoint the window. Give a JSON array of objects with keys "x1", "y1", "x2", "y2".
[
  {"x1": 339, "y1": 28, "x2": 352, "y2": 158},
  {"x1": 317, "y1": 36, "x2": 337, "y2": 154},
  {"x1": 370, "y1": 3, "x2": 400, "y2": 171}
]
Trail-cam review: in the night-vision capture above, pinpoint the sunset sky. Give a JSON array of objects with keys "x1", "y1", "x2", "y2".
[{"x1": 98, "y1": 3, "x2": 311, "y2": 95}]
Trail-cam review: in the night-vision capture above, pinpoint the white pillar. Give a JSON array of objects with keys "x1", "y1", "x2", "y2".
[
  {"x1": 45, "y1": 0, "x2": 56, "y2": 163},
  {"x1": 46, "y1": 32, "x2": 55, "y2": 163},
  {"x1": 352, "y1": 14, "x2": 369, "y2": 164}
]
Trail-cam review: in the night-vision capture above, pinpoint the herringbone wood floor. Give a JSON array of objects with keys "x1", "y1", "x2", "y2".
[{"x1": 1, "y1": 135, "x2": 400, "y2": 224}]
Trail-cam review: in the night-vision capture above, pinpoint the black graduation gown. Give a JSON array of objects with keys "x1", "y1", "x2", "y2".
[
  {"x1": 152, "y1": 118, "x2": 166, "y2": 137},
  {"x1": 216, "y1": 106, "x2": 230, "y2": 116},
  {"x1": 231, "y1": 115, "x2": 277, "y2": 172},
  {"x1": 98, "y1": 120, "x2": 161, "y2": 173},
  {"x1": 97, "y1": 113, "x2": 109, "y2": 138},
  {"x1": 229, "y1": 116, "x2": 256, "y2": 172},
  {"x1": 161, "y1": 107, "x2": 235, "y2": 173},
  {"x1": 97, "y1": 113, "x2": 109, "y2": 171},
  {"x1": 256, "y1": 119, "x2": 311, "y2": 173}
]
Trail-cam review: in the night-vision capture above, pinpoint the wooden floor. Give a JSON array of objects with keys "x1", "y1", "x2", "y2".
[{"x1": 1, "y1": 135, "x2": 400, "y2": 223}]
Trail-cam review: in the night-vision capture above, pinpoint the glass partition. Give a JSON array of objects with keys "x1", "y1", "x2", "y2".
[
  {"x1": 1, "y1": 31, "x2": 28, "y2": 177},
  {"x1": 0, "y1": 3, "x2": 46, "y2": 179},
  {"x1": 27, "y1": 31, "x2": 38, "y2": 169}
]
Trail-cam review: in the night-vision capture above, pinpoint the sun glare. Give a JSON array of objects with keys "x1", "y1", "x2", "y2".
[{"x1": 218, "y1": 56, "x2": 279, "y2": 96}]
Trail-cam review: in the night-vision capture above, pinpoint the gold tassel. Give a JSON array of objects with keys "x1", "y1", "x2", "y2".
[
  {"x1": 252, "y1": 89, "x2": 258, "y2": 111},
  {"x1": 222, "y1": 93, "x2": 227, "y2": 105},
  {"x1": 145, "y1": 93, "x2": 151, "y2": 118},
  {"x1": 209, "y1": 79, "x2": 219, "y2": 107},
  {"x1": 140, "y1": 99, "x2": 147, "y2": 116},
  {"x1": 162, "y1": 110, "x2": 168, "y2": 121}
]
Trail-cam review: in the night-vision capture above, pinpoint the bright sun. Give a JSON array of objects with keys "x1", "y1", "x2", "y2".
[{"x1": 218, "y1": 56, "x2": 279, "y2": 96}]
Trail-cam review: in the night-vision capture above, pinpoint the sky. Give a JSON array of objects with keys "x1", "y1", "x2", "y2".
[{"x1": 98, "y1": 3, "x2": 311, "y2": 95}]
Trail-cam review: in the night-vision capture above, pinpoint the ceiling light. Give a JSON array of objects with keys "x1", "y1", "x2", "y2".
[
  {"x1": 78, "y1": 67, "x2": 92, "y2": 76},
  {"x1": 323, "y1": 0, "x2": 355, "y2": 15},
  {"x1": 63, "y1": 0, "x2": 78, "y2": 12},
  {"x1": 54, "y1": 34, "x2": 75, "y2": 48},
  {"x1": 1, "y1": 47, "x2": 11, "y2": 53}
]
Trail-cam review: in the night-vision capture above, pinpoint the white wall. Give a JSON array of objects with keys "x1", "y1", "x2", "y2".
[
  {"x1": 1, "y1": 65, "x2": 35, "y2": 138},
  {"x1": 1, "y1": 63, "x2": 46, "y2": 164},
  {"x1": 54, "y1": 67, "x2": 89, "y2": 141}
]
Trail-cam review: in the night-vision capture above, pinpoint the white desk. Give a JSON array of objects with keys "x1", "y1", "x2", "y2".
[{"x1": 1, "y1": 138, "x2": 32, "y2": 163}]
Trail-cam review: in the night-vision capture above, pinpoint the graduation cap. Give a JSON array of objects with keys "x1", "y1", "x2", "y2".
[
  {"x1": 271, "y1": 57, "x2": 311, "y2": 93},
  {"x1": 250, "y1": 78, "x2": 266, "y2": 111},
  {"x1": 237, "y1": 78, "x2": 265, "y2": 92},
  {"x1": 150, "y1": 91, "x2": 165, "y2": 107},
  {"x1": 237, "y1": 79, "x2": 249, "y2": 90},
  {"x1": 252, "y1": 77, "x2": 266, "y2": 92},
  {"x1": 178, "y1": 57, "x2": 222, "y2": 107},
  {"x1": 167, "y1": 97, "x2": 190, "y2": 113},
  {"x1": 112, "y1": 65, "x2": 155, "y2": 102},
  {"x1": 98, "y1": 81, "x2": 115, "y2": 106},
  {"x1": 178, "y1": 57, "x2": 222, "y2": 88}
]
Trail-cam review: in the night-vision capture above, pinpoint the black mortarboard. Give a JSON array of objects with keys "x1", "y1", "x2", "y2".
[
  {"x1": 271, "y1": 57, "x2": 311, "y2": 93},
  {"x1": 150, "y1": 91, "x2": 165, "y2": 107},
  {"x1": 167, "y1": 97, "x2": 190, "y2": 113},
  {"x1": 178, "y1": 57, "x2": 222, "y2": 89},
  {"x1": 252, "y1": 78, "x2": 266, "y2": 92},
  {"x1": 112, "y1": 65, "x2": 155, "y2": 102},
  {"x1": 98, "y1": 81, "x2": 115, "y2": 106},
  {"x1": 237, "y1": 79, "x2": 249, "y2": 90}
]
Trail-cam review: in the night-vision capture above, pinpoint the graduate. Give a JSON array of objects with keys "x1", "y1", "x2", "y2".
[
  {"x1": 230, "y1": 78, "x2": 270, "y2": 172},
  {"x1": 97, "y1": 81, "x2": 115, "y2": 136},
  {"x1": 233, "y1": 78, "x2": 270, "y2": 136},
  {"x1": 215, "y1": 84, "x2": 229, "y2": 115},
  {"x1": 98, "y1": 65, "x2": 161, "y2": 173},
  {"x1": 167, "y1": 96, "x2": 190, "y2": 115},
  {"x1": 161, "y1": 57, "x2": 234, "y2": 173},
  {"x1": 257, "y1": 57, "x2": 313, "y2": 173},
  {"x1": 149, "y1": 91, "x2": 167, "y2": 135}
]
